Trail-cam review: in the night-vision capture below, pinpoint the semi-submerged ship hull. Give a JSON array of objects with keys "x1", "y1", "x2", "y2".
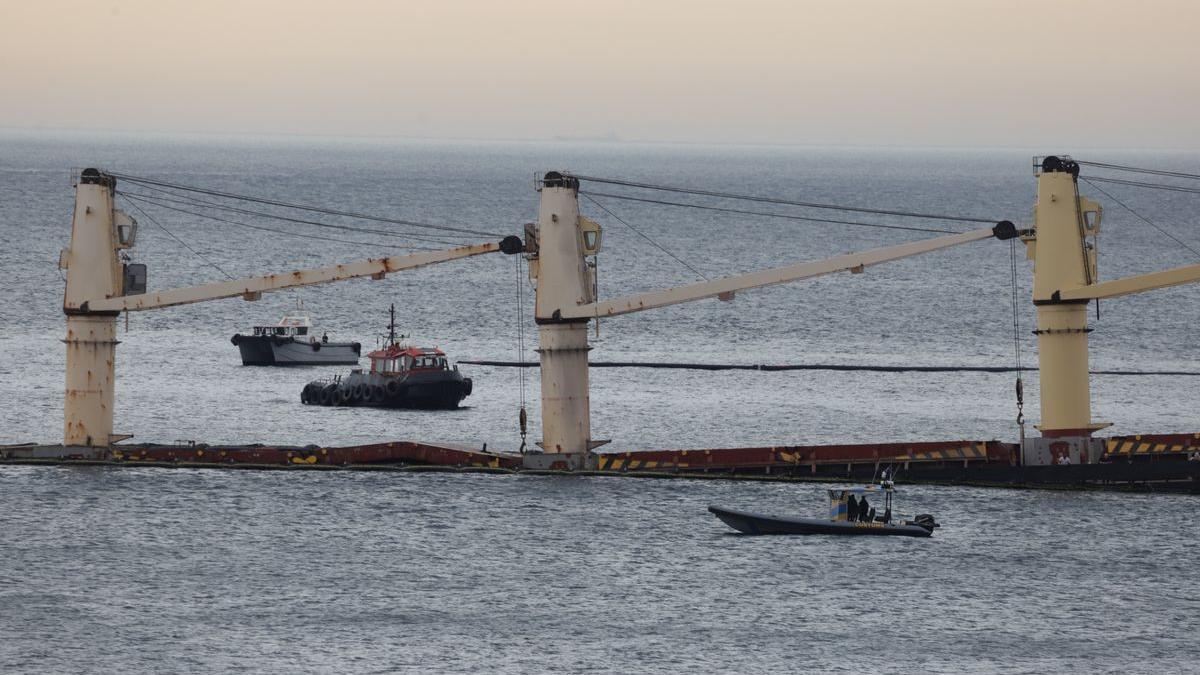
[{"x1": 234, "y1": 335, "x2": 361, "y2": 366}]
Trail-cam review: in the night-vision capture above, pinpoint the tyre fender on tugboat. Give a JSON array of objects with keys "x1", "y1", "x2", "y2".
[
  {"x1": 230, "y1": 334, "x2": 241, "y2": 346},
  {"x1": 463, "y1": 378, "x2": 473, "y2": 396},
  {"x1": 384, "y1": 379, "x2": 402, "y2": 397},
  {"x1": 320, "y1": 385, "x2": 337, "y2": 406},
  {"x1": 312, "y1": 342, "x2": 321, "y2": 352}
]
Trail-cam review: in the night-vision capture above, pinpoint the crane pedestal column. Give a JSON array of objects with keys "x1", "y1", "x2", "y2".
[
  {"x1": 63, "y1": 314, "x2": 119, "y2": 452},
  {"x1": 61, "y1": 170, "x2": 125, "y2": 454},
  {"x1": 1034, "y1": 301, "x2": 1092, "y2": 433},
  {"x1": 527, "y1": 321, "x2": 595, "y2": 470},
  {"x1": 527, "y1": 173, "x2": 601, "y2": 471},
  {"x1": 1022, "y1": 157, "x2": 1108, "y2": 465},
  {"x1": 1023, "y1": 301, "x2": 1104, "y2": 465}
]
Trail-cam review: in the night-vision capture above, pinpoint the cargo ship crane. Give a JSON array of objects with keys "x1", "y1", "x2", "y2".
[
  {"x1": 524, "y1": 171, "x2": 1018, "y2": 470},
  {"x1": 1018, "y1": 156, "x2": 1200, "y2": 464},
  {"x1": 59, "y1": 168, "x2": 522, "y2": 451}
]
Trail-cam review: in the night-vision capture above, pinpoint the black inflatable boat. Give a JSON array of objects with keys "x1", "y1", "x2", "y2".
[{"x1": 709, "y1": 482, "x2": 939, "y2": 537}]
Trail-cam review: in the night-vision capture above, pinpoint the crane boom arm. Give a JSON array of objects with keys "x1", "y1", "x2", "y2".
[
  {"x1": 1054, "y1": 263, "x2": 1200, "y2": 302},
  {"x1": 86, "y1": 240, "x2": 515, "y2": 313},
  {"x1": 559, "y1": 224, "x2": 1011, "y2": 320}
]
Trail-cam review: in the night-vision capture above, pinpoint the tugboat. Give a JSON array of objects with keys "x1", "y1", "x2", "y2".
[
  {"x1": 299, "y1": 305, "x2": 472, "y2": 410},
  {"x1": 708, "y1": 477, "x2": 939, "y2": 537},
  {"x1": 231, "y1": 302, "x2": 361, "y2": 366}
]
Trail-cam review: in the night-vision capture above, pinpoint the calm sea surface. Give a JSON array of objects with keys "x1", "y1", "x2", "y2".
[{"x1": 2, "y1": 132, "x2": 1198, "y2": 672}]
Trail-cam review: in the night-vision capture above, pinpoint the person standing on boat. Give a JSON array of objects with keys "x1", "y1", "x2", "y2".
[
  {"x1": 846, "y1": 494, "x2": 858, "y2": 522},
  {"x1": 859, "y1": 496, "x2": 871, "y2": 522}
]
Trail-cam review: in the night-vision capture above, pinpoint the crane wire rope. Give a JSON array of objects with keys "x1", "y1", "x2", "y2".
[
  {"x1": 1079, "y1": 178, "x2": 1200, "y2": 260},
  {"x1": 117, "y1": 182, "x2": 471, "y2": 244},
  {"x1": 582, "y1": 193, "x2": 709, "y2": 281},
  {"x1": 580, "y1": 190, "x2": 962, "y2": 235},
  {"x1": 118, "y1": 189, "x2": 456, "y2": 248},
  {"x1": 119, "y1": 195, "x2": 236, "y2": 280},
  {"x1": 103, "y1": 171, "x2": 507, "y2": 238},
  {"x1": 1075, "y1": 160, "x2": 1200, "y2": 181},
  {"x1": 120, "y1": 192, "x2": 441, "y2": 251},
  {"x1": 515, "y1": 253, "x2": 528, "y2": 454},
  {"x1": 1008, "y1": 237, "x2": 1025, "y2": 434},
  {"x1": 1080, "y1": 176, "x2": 1200, "y2": 196},
  {"x1": 568, "y1": 173, "x2": 999, "y2": 224}
]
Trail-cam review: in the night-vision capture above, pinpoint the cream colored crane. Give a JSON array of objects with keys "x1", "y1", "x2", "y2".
[
  {"x1": 1018, "y1": 156, "x2": 1200, "y2": 464},
  {"x1": 60, "y1": 169, "x2": 521, "y2": 450}
]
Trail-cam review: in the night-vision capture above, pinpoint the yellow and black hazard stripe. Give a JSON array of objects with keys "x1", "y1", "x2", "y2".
[
  {"x1": 1104, "y1": 437, "x2": 1192, "y2": 456},
  {"x1": 894, "y1": 442, "x2": 988, "y2": 462},
  {"x1": 596, "y1": 454, "x2": 662, "y2": 472}
]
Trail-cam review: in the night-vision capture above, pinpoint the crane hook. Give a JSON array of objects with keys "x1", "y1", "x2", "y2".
[{"x1": 518, "y1": 406, "x2": 528, "y2": 454}]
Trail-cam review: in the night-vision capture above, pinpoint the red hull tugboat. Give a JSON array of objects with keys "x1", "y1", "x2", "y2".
[{"x1": 300, "y1": 305, "x2": 472, "y2": 410}]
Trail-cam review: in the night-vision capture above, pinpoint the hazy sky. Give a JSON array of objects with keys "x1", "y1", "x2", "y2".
[{"x1": 2, "y1": 0, "x2": 1198, "y2": 148}]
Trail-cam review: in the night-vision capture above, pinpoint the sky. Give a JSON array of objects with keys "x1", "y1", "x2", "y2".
[{"x1": 2, "y1": 0, "x2": 1198, "y2": 148}]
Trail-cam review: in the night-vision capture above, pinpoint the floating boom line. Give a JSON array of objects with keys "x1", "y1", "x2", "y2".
[{"x1": 459, "y1": 360, "x2": 1200, "y2": 376}]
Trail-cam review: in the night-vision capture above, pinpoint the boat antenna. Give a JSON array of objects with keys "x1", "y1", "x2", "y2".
[{"x1": 387, "y1": 303, "x2": 397, "y2": 346}]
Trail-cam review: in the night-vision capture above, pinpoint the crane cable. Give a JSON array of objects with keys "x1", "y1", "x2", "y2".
[
  {"x1": 119, "y1": 195, "x2": 235, "y2": 280},
  {"x1": 1079, "y1": 178, "x2": 1200, "y2": 261},
  {"x1": 568, "y1": 173, "x2": 1000, "y2": 224},
  {"x1": 580, "y1": 190, "x2": 962, "y2": 235},
  {"x1": 515, "y1": 253, "x2": 528, "y2": 454},
  {"x1": 1008, "y1": 237, "x2": 1025, "y2": 439},
  {"x1": 118, "y1": 189, "x2": 456, "y2": 248},
  {"x1": 117, "y1": 182, "x2": 475, "y2": 244},
  {"x1": 118, "y1": 191, "x2": 443, "y2": 252},
  {"x1": 582, "y1": 193, "x2": 709, "y2": 281},
  {"x1": 1080, "y1": 176, "x2": 1200, "y2": 195},
  {"x1": 1075, "y1": 160, "x2": 1200, "y2": 181},
  {"x1": 103, "y1": 171, "x2": 507, "y2": 238}
]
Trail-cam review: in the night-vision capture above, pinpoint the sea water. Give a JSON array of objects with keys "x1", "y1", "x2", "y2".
[{"x1": 1, "y1": 132, "x2": 1198, "y2": 672}]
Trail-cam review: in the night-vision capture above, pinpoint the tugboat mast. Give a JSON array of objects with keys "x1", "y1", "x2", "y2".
[{"x1": 387, "y1": 303, "x2": 398, "y2": 346}]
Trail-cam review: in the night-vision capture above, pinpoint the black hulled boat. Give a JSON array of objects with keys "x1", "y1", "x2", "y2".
[
  {"x1": 709, "y1": 481, "x2": 939, "y2": 537},
  {"x1": 300, "y1": 305, "x2": 471, "y2": 410}
]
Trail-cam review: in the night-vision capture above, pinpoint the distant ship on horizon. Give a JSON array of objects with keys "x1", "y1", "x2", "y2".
[{"x1": 553, "y1": 130, "x2": 620, "y2": 143}]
